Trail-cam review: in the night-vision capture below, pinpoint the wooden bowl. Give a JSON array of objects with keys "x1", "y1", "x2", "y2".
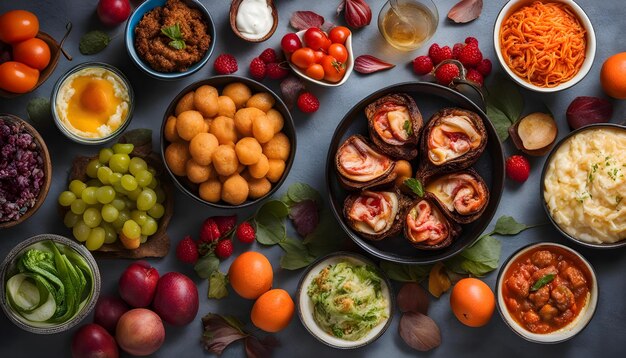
[
  {"x1": 0, "y1": 114, "x2": 52, "y2": 229},
  {"x1": 229, "y1": 0, "x2": 278, "y2": 42}
]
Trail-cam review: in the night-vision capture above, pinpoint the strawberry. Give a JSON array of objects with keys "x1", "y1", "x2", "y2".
[
  {"x1": 297, "y1": 92, "x2": 320, "y2": 113},
  {"x1": 249, "y1": 57, "x2": 267, "y2": 80},
  {"x1": 236, "y1": 222, "x2": 256, "y2": 244},
  {"x1": 259, "y1": 48, "x2": 278, "y2": 64},
  {"x1": 266, "y1": 62, "x2": 289, "y2": 80},
  {"x1": 434, "y1": 63, "x2": 460, "y2": 85},
  {"x1": 428, "y1": 43, "x2": 452, "y2": 65},
  {"x1": 458, "y1": 44, "x2": 483, "y2": 68},
  {"x1": 176, "y1": 235, "x2": 199, "y2": 264},
  {"x1": 466, "y1": 69, "x2": 484, "y2": 86},
  {"x1": 213, "y1": 215, "x2": 237, "y2": 235},
  {"x1": 412, "y1": 55, "x2": 433, "y2": 75},
  {"x1": 199, "y1": 218, "x2": 220, "y2": 243},
  {"x1": 476, "y1": 58, "x2": 492, "y2": 77},
  {"x1": 506, "y1": 155, "x2": 531, "y2": 183},
  {"x1": 452, "y1": 43, "x2": 465, "y2": 60},
  {"x1": 213, "y1": 54, "x2": 238, "y2": 74},
  {"x1": 215, "y1": 239, "x2": 233, "y2": 259},
  {"x1": 465, "y1": 37, "x2": 479, "y2": 46}
]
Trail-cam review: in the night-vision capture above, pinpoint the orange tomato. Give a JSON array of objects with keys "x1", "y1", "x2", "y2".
[
  {"x1": 449, "y1": 278, "x2": 495, "y2": 327},
  {"x1": 290, "y1": 47, "x2": 316, "y2": 69},
  {"x1": 328, "y1": 43, "x2": 348, "y2": 63},
  {"x1": 0, "y1": 61, "x2": 39, "y2": 93},
  {"x1": 305, "y1": 64, "x2": 324, "y2": 80},
  {"x1": 12, "y1": 37, "x2": 50, "y2": 70},
  {"x1": 228, "y1": 251, "x2": 273, "y2": 299},
  {"x1": 0, "y1": 10, "x2": 39, "y2": 44},
  {"x1": 600, "y1": 52, "x2": 626, "y2": 99},
  {"x1": 329, "y1": 26, "x2": 351, "y2": 45},
  {"x1": 320, "y1": 55, "x2": 346, "y2": 83}
]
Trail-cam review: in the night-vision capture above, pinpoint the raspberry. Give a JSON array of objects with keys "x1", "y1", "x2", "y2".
[
  {"x1": 434, "y1": 63, "x2": 460, "y2": 85},
  {"x1": 249, "y1": 57, "x2": 267, "y2": 80},
  {"x1": 476, "y1": 59, "x2": 492, "y2": 77},
  {"x1": 466, "y1": 69, "x2": 484, "y2": 86},
  {"x1": 458, "y1": 44, "x2": 483, "y2": 68},
  {"x1": 176, "y1": 235, "x2": 199, "y2": 264},
  {"x1": 465, "y1": 37, "x2": 479, "y2": 46},
  {"x1": 259, "y1": 48, "x2": 278, "y2": 64},
  {"x1": 213, "y1": 215, "x2": 237, "y2": 235},
  {"x1": 236, "y1": 222, "x2": 256, "y2": 244},
  {"x1": 506, "y1": 155, "x2": 531, "y2": 183},
  {"x1": 452, "y1": 43, "x2": 465, "y2": 60},
  {"x1": 428, "y1": 43, "x2": 452, "y2": 65},
  {"x1": 266, "y1": 62, "x2": 289, "y2": 80},
  {"x1": 213, "y1": 54, "x2": 238, "y2": 75},
  {"x1": 297, "y1": 92, "x2": 320, "y2": 113},
  {"x1": 412, "y1": 55, "x2": 433, "y2": 75},
  {"x1": 199, "y1": 218, "x2": 220, "y2": 243},
  {"x1": 215, "y1": 240, "x2": 233, "y2": 259}
]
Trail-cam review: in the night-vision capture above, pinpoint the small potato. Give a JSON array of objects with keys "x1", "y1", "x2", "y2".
[
  {"x1": 194, "y1": 85, "x2": 219, "y2": 118},
  {"x1": 222, "y1": 174, "x2": 249, "y2": 205},
  {"x1": 189, "y1": 132, "x2": 219, "y2": 166},
  {"x1": 186, "y1": 159, "x2": 211, "y2": 183},
  {"x1": 246, "y1": 92, "x2": 275, "y2": 112},
  {"x1": 262, "y1": 133, "x2": 290, "y2": 161},
  {"x1": 165, "y1": 142, "x2": 190, "y2": 176},
  {"x1": 164, "y1": 115, "x2": 181, "y2": 142},
  {"x1": 234, "y1": 107, "x2": 264, "y2": 137},
  {"x1": 248, "y1": 177, "x2": 272, "y2": 199},
  {"x1": 222, "y1": 82, "x2": 252, "y2": 109},
  {"x1": 248, "y1": 154, "x2": 269, "y2": 179},
  {"x1": 210, "y1": 115, "x2": 238, "y2": 145},
  {"x1": 199, "y1": 179, "x2": 221, "y2": 203},
  {"x1": 252, "y1": 114, "x2": 274, "y2": 143},
  {"x1": 235, "y1": 137, "x2": 262, "y2": 165},
  {"x1": 393, "y1": 160, "x2": 413, "y2": 186},
  {"x1": 176, "y1": 110, "x2": 205, "y2": 141},
  {"x1": 266, "y1": 159, "x2": 285, "y2": 183},
  {"x1": 175, "y1": 91, "x2": 195, "y2": 115},
  {"x1": 212, "y1": 145, "x2": 239, "y2": 176},
  {"x1": 217, "y1": 96, "x2": 236, "y2": 118},
  {"x1": 266, "y1": 109, "x2": 284, "y2": 134}
]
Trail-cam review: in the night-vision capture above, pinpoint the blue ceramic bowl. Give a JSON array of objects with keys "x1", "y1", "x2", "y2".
[{"x1": 124, "y1": 0, "x2": 216, "y2": 80}]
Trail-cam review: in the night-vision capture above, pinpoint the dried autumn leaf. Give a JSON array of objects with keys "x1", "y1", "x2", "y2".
[
  {"x1": 448, "y1": 0, "x2": 483, "y2": 24},
  {"x1": 280, "y1": 76, "x2": 306, "y2": 110},
  {"x1": 354, "y1": 55, "x2": 395, "y2": 74},
  {"x1": 428, "y1": 262, "x2": 451, "y2": 297},
  {"x1": 290, "y1": 11, "x2": 324, "y2": 31}
]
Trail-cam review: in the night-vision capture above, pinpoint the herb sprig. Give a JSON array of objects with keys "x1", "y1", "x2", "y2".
[{"x1": 161, "y1": 23, "x2": 186, "y2": 50}]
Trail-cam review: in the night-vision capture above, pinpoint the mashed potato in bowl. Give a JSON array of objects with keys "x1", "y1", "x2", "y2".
[{"x1": 543, "y1": 127, "x2": 626, "y2": 244}]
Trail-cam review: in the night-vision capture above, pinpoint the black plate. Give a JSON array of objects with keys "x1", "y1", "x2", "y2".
[{"x1": 325, "y1": 82, "x2": 505, "y2": 264}]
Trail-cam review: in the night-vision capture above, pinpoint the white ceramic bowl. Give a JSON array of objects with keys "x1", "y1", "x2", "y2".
[
  {"x1": 296, "y1": 252, "x2": 393, "y2": 349},
  {"x1": 496, "y1": 242, "x2": 598, "y2": 343},
  {"x1": 493, "y1": 0, "x2": 596, "y2": 92},
  {"x1": 287, "y1": 30, "x2": 354, "y2": 87}
]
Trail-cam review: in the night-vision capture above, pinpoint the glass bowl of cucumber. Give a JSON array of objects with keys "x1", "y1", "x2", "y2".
[{"x1": 0, "y1": 234, "x2": 101, "y2": 334}]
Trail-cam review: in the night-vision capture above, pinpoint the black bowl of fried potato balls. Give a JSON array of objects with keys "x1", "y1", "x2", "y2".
[{"x1": 160, "y1": 75, "x2": 296, "y2": 208}]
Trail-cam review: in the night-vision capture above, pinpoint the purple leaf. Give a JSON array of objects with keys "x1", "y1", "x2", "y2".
[
  {"x1": 290, "y1": 11, "x2": 324, "y2": 31},
  {"x1": 280, "y1": 76, "x2": 306, "y2": 110},
  {"x1": 201, "y1": 313, "x2": 247, "y2": 355},
  {"x1": 245, "y1": 336, "x2": 279, "y2": 358},
  {"x1": 289, "y1": 199, "x2": 319, "y2": 237}
]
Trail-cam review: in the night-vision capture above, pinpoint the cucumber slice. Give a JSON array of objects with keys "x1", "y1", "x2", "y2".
[
  {"x1": 21, "y1": 292, "x2": 56, "y2": 322},
  {"x1": 6, "y1": 274, "x2": 40, "y2": 311}
]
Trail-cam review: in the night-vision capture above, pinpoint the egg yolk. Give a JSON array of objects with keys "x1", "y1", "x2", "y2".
[{"x1": 67, "y1": 76, "x2": 125, "y2": 133}]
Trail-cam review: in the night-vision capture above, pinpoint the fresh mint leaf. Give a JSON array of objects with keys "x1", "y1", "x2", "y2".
[
  {"x1": 26, "y1": 97, "x2": 51, "y2": 126},
  {"x1": 493, "y1": 216, "x2": 530, "y2": 235},
  {"x1": 208, "y1": 271, "x2": 228, "y2": 299},
  {"x1": 404, "y1": 178, "x2": 424, "y2": 197},
  {"x1": 445, "y1": 235, "x2": 501, "y2": 276},
  {"x1": 531, "y1": 274, "x2": 555, "y2": 291},
  {"x1": 487, "y1": 78, "x2": 523, "y2": 123},
  {"x1": 255, "y1": 200, "x2": 288, "y2": 245},
  {"x1": 282, "y1": 182, "x2": 322, "y2": 206},
  {"x1": 379, "y1": 261, "x2": 431, "y2": 283},
  {"x1": 279, "y1": 237, "x2": 314, "y2": 270},
  {"x1": 161, "y1": 23, "x2": 186, "y2": 50},
  {"x1": 79, "y1": 30, "x2": 110, "y2": 55},
  {"x1": 194, "y1": 254, "x2": 220, "y2": 279},
  {"x1": 486, "y1": 104, "x2": 511, "y2": 142}
]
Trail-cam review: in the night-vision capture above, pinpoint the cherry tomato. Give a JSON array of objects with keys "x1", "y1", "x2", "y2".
[
  {"x1": 290, "y1": 47, "x2": 316, "y2": 69},
  {"x1": 328, "y1": 43, "x2": 348, "y2": 63},
  {"x1": 0, "y1": 10, "x2": 39, "y2": 44},
  {"x1": 329, "y1": 26, "x2": 351, "y2": 45},
  {"x1": 320, "y1": 55, "x2": 346, "y2": 83},
  {"x1": 305, "y1": 64, "x2": 325, "y2": 81},
  {"x1": 0, "y1": 61, "x2": 39, "y2": 93},
  {"x1": 449, "y1": 278, "x2": 495, "y2": 327},
  {"x1": 303, "y1": 27, "x2": 330, "y2": 51},
  {"x1": 313, "y1": 51, "x2": 325, "y2": 64},
  {"x1": 281, "y1": 33, "x2": 302, "y2": 53},
  {"x1": 12, "y1": 38, "x2": 50, "y2": 70}
]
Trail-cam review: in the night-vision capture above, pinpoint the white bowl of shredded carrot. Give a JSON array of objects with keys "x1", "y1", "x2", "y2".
[{"x1": 494, "y1": 0, "x2": 596, "y2": 92}]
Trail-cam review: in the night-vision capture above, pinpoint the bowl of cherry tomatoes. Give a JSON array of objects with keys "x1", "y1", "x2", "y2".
[
  {"x1": 0, "y1": 10, "x2": 71, "y2": 98},
  {"x1": 281, "y1": 26, "x2": 353, "y2": 87}
]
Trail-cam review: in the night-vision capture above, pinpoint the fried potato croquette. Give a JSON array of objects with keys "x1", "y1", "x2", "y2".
[
  {"x1": 248, "y1": 154, "x2": 269, "y2": 179},
  {"x1": 262, "y1": 133, "x2": 290, "y2": 161},
  {"x1": 212, "y1": 145, "x2": 238, "y2": 176},
  {"x1": 199, "y1": 179, "x2": 221, "y2": 203},
  {"x1": 165, "y1": 142, "x2": 190, "y2": 176},
  {"x1": 266, "y1": 159, "x2": 285, "y2": 183},
  {"x1": 194, "y1": 85, "x2": 219, "y2": 118},
  {"x1": 164, "y1": 115, "x2": 181, "y2": 142},
  {"x1": 248, "y1": 177, "x2": 272, "y2": 199},
  {"x1": 252, "y1": 114, "x2": 273, "y2": 143},
  {"x1": 235, "y1": 137, "x2": 262, "y2": 165},
  {"x1": 222, "y1": 174, "x2": 249, "y2": 205},
  {"x1": 265, "y1": 108, "x2": 284, "y2": 134},
  {"x1": 189, "y1": 132, "x2": 219, "y2": 166},
  {"x1": 234, "y1": 107, "x2": 264, "y2": 137},
  {"x1": 186, "y1": 159, "x2": 211, "y2": 183},
  {"x1": 175, "y1": 91, "x2": 195, "y2": 116},
  {"x1": 246, "y1": 92, "x2": 276, "y2": 112},
  {"x1": 176, "y1": 110, "x2": 205, "y2": 141},
  {"x1": 217, "y1": 95, "x2": 236, "y2": 118},
  {"x1": 222, "y1": 82, "x2": 252, "y2": 109},
  {"x1": 210, "y1": 115, "x2": 238, "y2": 145}
]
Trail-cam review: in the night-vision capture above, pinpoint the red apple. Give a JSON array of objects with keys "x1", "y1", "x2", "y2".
[
  {"x1": 71, "y1": 323, "x2": 118, "y2": 358},
  {"x1": 116, "y1": 308, "x2": 165, "y2": 356},
  {"x1": 93, "y1": 295, "x2": 129, "y2": 335},
  {"x1": 153, "y1": 272, "x2": 199, "y2": 326},
  {"x1": 97, "y1": 0, "x2": 131, "y2": 26},
  {"x1": 118, "y1": 261, "x2": 159, "y2": 307}
]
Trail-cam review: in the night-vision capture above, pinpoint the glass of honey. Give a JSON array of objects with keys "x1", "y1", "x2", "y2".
[{"x1": 377, "y1": 0, "x2": 438, "y2": 51}]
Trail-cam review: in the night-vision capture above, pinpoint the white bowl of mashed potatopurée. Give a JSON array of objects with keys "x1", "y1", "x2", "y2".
[
  {"x1": 52, "y1": 63, "x2": 134, "y2": 145},
  {"x1": 542, "y1": 124, "x2": 626, "y2": 247},
  {"x1": 296, "y1": 252, "x2": 394, "y2": 349}
]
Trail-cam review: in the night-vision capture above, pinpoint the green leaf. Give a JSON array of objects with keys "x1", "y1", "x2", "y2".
[
  {"x1": 26, "y1": 97, "x2": 51, "y2": 126},
  {"x1": 194, "y1": 254, "x2": 220, "y2": 279},
  {"x1": 279, "y1": 237, "x2": 314, "y2": 270},
  {"x1": 493, "y1": 216, "x2": 530, "y2": 236},
  {"x1": 448, "y1": 235, "x2": 501, "y2": 276},
  {"x1": 258, "y1": 200, "x2": 290, "y2": 218},
  {"x1": 282, "y1": 183, "x2": 322, "y2": 206},
  {"x1": 79, "y1": 30, "x2": 111, "y2": 55},
  {"x1": 486, "y1": 104, "x2": 511, "y2": 142},
  {"x1": 208, "y1": 271, "x2": 228, "y2": 299},
  {"x1": 254, "y1": 200, "x2": 289, "y2": 245},
  {"x1": 487, "y1": 78, "x2": 523, "y2": 123},
  {"x1": 161, "y1": 23, "x2": 186, "y2": 50},
  {"x1": 531, "y1": 274, "x2": 555, "y2": 291},
  {"x1": 404, "y1": 178, "x2": 424, "y2": 197},
  {"x1": 403, "y1": 120, "x2": 413, "y2": 135},
  {"x1": 379, "y1": 261, "x2": 431, "y2": 283},
  {"x1": 302, "y1": 212, "x2": 344, "y2": 257}
]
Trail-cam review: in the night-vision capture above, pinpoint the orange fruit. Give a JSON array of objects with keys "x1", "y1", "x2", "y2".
[
  {"x1": 600, "y1": 52, "x2": 626, "y2": 99},
  {"x1": 251, "y1": 289, "x2": 294, "y2": 332},
  {"x1": 449, "y1": 278, "x2": 495, "y2": 327},
  {"x1": 228, "y1": 251, "x2": 273, "y2": 299}
]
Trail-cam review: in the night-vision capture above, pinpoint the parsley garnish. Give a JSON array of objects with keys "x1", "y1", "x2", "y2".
[
  {"x1": 403, "y1": 120, "x2": 413, "y2": 135},
  {"x1": 404, "y1": 178, "x2": 424, "y2": 197},
  {"x1": 161, "y1": 23, "x2": 186, "y2": 50}
]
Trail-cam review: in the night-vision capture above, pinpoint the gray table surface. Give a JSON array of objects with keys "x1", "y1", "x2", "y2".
[{"x1": 1, "y1": 0, "x2": 625, "y2": 357}]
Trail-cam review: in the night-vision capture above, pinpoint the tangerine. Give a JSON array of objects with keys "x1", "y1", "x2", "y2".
[
  {"x1": 449, "y1": 278, "x2": 495, "y2": 327},
  {"x1": 228, "y1": 251, "x2": 273, "y2": 299},
  {"x1": 251, "y1": 289, "x2": 294, "y2": 333},
  {"x1": 600, "y1": 52, "x2": 626, "y2": 99}
]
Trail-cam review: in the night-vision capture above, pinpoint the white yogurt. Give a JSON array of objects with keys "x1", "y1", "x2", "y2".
[{"x1": 235, "y1": 0, "x2": 273, "y2": 40}]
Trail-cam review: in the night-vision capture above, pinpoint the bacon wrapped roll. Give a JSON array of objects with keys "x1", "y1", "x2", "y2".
[
  {"x1": 365, "y1": 93, "x2": 422, "y2": 160},
  {"x1": 343, "y1": 190, "x2": 408, "y2": 241},
  {"x1": 335, "y1": 134, "x2": 396, "y2": 190},
  {"x1": 404, "y1": 197, "x2": 461, "y2": 249}
]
